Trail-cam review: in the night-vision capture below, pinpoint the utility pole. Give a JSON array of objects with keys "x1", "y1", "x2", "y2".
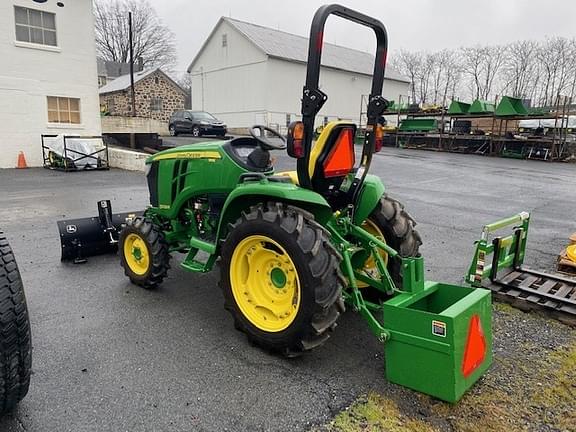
[
  {"x1": 129, "y1": 11, "x2": 136, "y2": 117},
  {"x1": 128, "y1": 11, "x2": 136, "y2": 149}
]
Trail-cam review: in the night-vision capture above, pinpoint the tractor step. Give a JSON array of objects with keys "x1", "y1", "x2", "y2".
[
  {"x1": 488, "y1": 268, "x2": 576, "y2": 327},
  {"x1": 181, "y1": 238, "x2": 217, "y2": 273}
]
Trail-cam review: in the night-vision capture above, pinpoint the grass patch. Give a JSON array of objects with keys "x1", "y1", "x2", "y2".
[
  {"x1": 533, "y1": 344, "x2": 576, "y2": 430},
  {"x1": 327, "y1": 393, "x2": 438, "y2": 432},
  {"x1": 321, "y1": 341, "x2": 576, "y2": 432}
]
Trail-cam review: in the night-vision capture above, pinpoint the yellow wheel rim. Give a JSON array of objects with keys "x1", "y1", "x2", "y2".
[
  {"x1": 230, "y1": 235, "x2": 301, "y2": 332},
  {"x1": 123, "y1": 233, "x2": 150, "y2": 276},
  {"x1": 567, "y1": 244, "x2": 576, "y2": 263},
  {"x1": 357, "y1": 219, "x2": 388, "y2": 288}
]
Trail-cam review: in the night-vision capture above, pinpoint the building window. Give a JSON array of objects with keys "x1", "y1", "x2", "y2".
[
  {"x1": 154, "y1": 76, "x2": 159, "y2": 85},
  {"x1": 14, "y1": 6, "x2": 57, "y2": 46},
  {"x1": 98, "y1": 76, "x2": 107, "y2": 87},
  {"x1": 47, "y1": 96, "x2": 80, "y2": 124},
  {"x1": 150, "y1": 97, "x2": 163, "y2": 112},
  {"x1": 285, "y1": 114, "x2": 291, "y2": 128},
  {"x1": 222, "y1": 33, "x2": 227, "y2": 47}
]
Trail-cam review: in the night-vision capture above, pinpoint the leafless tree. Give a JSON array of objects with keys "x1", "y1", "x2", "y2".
[
  {"x1": 536, "y1": 37, "x2": 576, "y2": 106},
  {"x1": 460, "y1": 45, "x2": 507, "y2": 100},
  {"x1": 500, "y1": 40, "x2": 538, "y2": 99},
  {"x1": 429, "y1": 50, "x2": 462, "y2": 105},
  {"x1": 390, "y1": 50, "x2": 423, "y2": 103},
  {"x1": 94, "y1": 0, "x2": 177, "y2": 71}
]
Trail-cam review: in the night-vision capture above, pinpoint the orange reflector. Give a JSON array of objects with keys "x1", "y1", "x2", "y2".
[
  {"x1": 375, "y1": 124, "x2": 384, "y2": 152},
  {"x1": 323, "y1": 128, "x2": 355, "y2": 178},
  {"x1": 461, "y1": 314, "x2": 486, "y2": 377},
  {"x1": 292, "y1": 122, "x2": 304, "y2": 140},
  {"x1": 287, "y1": 121, "x2": 305, "y2": 159}
]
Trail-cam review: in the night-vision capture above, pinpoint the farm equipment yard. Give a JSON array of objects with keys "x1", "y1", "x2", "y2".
[{"x1": 0, "y1": 148, "x2": 574, "y2": 432}]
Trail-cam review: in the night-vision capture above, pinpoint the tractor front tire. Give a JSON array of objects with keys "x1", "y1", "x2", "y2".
[
  {"x1": 0, "y1": 230, "x2": 32, "y2": 414},
  {"x1": 220, "y1": 203, "x2": 345, "y2": 357},
  {"x1": 119, "y1": 217, "x2": 170, "y2": 289},
  {"x1": 359, "y1": 195, "x2": 422, "y2": 294}
]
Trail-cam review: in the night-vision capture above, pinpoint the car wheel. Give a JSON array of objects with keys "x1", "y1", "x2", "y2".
[
  {"x1": 169, "y1": 125, "x2": 177, "y2": 136},
  {"x1": 192, "y1": 126, "x2": 201, "y2": 137}
]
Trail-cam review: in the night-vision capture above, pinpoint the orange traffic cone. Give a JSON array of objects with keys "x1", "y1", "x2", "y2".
[{"x1": 16, "y1": 151, "x2": 28, "y2": 169}]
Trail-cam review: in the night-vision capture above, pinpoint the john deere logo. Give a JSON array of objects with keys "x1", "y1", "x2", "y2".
[{"x1": 66, "y1": 225, "x2": 77, "y2": 234}]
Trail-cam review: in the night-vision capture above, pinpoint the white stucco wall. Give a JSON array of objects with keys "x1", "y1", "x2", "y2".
[
  {"x1": 190, "y1": 20, "x2": 268, "y2": 127},
  {"x1": 189, "y1": 21, "x2": 410, "y2": 130},
  {"x1": 265, "y1": 58, "x2": 410, "y2": 131},
  {"x1": 0, "y1": 0, "x2": 101, "y2": 168}
]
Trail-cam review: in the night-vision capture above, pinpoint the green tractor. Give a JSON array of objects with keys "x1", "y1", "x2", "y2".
[{"x1": 119, "y1": 4, "x2": 492, "y2": 402}]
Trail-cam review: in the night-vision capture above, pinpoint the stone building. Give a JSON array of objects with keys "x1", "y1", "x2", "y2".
[{"x1": 99, "y1": 68, "x2": 186, "y2": 123}]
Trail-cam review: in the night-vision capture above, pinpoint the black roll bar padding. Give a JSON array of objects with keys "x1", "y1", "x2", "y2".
[{"x1": 297, "y1": 4, "x2": 389, "y2": 189}]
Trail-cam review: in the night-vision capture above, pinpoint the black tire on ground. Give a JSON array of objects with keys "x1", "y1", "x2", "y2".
[
  {"x1": 169, "y1": 125, "x2": 178, "y2": 136},
  {"x1": 119, "y1": 217, "x2": 171, "y2": 289},
  {"x1": 220, "y1": 202, "x2": 345, "y2": 357},
  {"x1": 0, "y1": 230, "x2": 32, "y2": 414},
  {"x1": 192, "y1": 126, "x2": 201, "y2": 137},
  {"x1": 361, "y1": 194, "x2": 422, "y2": 294}
]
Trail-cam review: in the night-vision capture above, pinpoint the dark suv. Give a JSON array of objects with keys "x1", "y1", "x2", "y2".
[{"x1": 169, "y1": 110, "x2": 227, "y2": 137}]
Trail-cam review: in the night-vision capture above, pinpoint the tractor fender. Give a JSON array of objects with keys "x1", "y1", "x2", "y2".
[
  {"x1": 216, "y1": 180, "x2": 333, "y2": 243},
  {"x1": 352, "y1": 174, "x2": 386, "y2": 225}
]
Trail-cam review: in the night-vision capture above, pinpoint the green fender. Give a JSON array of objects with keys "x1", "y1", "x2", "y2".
[
  {"x1": 352, "y1": 174, "x2": 386, "y2": 225},
  {"x1": 216, "y1": 179, "x2": 333, "y2": 242}
]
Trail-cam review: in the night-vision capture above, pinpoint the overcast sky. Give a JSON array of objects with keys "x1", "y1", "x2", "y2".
[{"x1": 148, "y1": 0, "x2": 576, "y2": 75}]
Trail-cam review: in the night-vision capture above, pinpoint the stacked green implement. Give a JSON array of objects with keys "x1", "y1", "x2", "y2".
[{"x1": 495, "y1": 96, "x2": 528, "y2": 116}]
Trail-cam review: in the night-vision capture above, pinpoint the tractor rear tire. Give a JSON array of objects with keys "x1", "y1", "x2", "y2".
[
  {"x1": 220, "y1": 202, "x2": 345, "y2": 357},
  {"x1": 359, "y1": 195, "x2": 422, "y2": 297},
  {"x1": 119, "y1": 217, "x2": 170, "y2": 289},
  {"x1": 0, "y1": 231, "x2": 32, "y2": 414}
]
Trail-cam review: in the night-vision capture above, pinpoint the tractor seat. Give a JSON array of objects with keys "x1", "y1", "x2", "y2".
[
  {"x1": 277, "y1": 121, "x2": 357, "y2": 186},
  {"x1": 223, "y1": 137, "x2": 271, "y2": 172}
]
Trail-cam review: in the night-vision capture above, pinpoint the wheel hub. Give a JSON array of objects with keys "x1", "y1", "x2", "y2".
[
  {"x1": 123, "y1": 233, "x2": 150, "y2": 276},
  {"x1": 270, "y1": 267, "x2": 287, "y2": 288},
  {"x1": 229, "y1": 235, "x2": 301, "y2": 332}
]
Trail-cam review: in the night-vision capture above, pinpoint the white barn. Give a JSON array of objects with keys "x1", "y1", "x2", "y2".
[
  {"x1": 187, "y1": 17, "x2": 410, "y2": 131},
  {"x1": 0, "y1": 0, "x2": 101, "y2": 168}
]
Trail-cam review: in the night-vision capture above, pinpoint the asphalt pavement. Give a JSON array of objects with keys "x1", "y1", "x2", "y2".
[{"x1": 0, "y1": 148, "x2": 574, "y2": 431}]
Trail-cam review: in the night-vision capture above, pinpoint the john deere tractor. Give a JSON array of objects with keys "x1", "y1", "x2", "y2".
[{"x1": 119, "y1": 5, "x2": 492, "y2": 402}]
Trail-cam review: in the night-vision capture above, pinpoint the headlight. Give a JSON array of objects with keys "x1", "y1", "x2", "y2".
[{"x1": 199, "y1": 121, "x2": 209, "y2": 125}]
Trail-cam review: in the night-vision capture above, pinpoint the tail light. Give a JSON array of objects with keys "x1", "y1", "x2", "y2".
[
  {"x1": 287, "y1": 121, "x2": 305, "y2": 158},
  {"x1": 323, "y1": 127, "x2": 355, "y2": 178},
  {"x1": 374, "y1": 124, "x2": 384, "y2": 153}
]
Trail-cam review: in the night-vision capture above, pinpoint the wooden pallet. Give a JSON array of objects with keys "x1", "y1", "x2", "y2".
[
  {"x1": 557, "y1": 247, "x2": 576, "y2": 276},
  {"x1": 487, "y1": 267, "x2": 576, "y2": 327}
]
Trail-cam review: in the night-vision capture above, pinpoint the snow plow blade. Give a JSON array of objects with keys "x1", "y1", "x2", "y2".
[{"x1": 57, "y1": 200, "x2": 142, "y2": 263}]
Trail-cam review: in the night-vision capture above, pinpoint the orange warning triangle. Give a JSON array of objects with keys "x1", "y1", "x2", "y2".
[
  {"x1": 323, "y1": 128, "x2": 355, "y2": 178},
  {"x1": 462, "y1": 314, "x2": 486, "y2": 377}
]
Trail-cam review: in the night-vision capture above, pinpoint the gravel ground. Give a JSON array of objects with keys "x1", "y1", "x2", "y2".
[{"x1": 0, "y1": 147, "x2": 574, "y2": 431}]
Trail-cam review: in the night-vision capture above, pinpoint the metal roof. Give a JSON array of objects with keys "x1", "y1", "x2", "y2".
[
  {"x1": 98, "y1": 69, "x2": 186, "y2": 96},
  {"x1": 98, "y1": 69, "x2": 157, "y2": 94},
  {"x1": 189, "y1": 17, "x2": 408, "y2": 83}
]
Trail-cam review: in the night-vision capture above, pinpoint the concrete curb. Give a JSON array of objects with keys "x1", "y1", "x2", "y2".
[{"x1": 108, "y1": 147, "x2": 148, "y2": 171}]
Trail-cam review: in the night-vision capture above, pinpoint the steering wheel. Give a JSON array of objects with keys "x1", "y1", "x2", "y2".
[{"x1": 249, "y1": 125, "x2": 287, "y2": 150}]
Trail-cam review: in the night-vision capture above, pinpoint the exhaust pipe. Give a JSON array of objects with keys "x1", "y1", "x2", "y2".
[{"x1": 57, "y1": 200, "x2": 142, "y2": 263}]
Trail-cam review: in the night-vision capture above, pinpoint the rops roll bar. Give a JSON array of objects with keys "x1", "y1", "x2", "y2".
[{"x1": 297, "y1": 4, "x2": 389, "y2": 190}]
